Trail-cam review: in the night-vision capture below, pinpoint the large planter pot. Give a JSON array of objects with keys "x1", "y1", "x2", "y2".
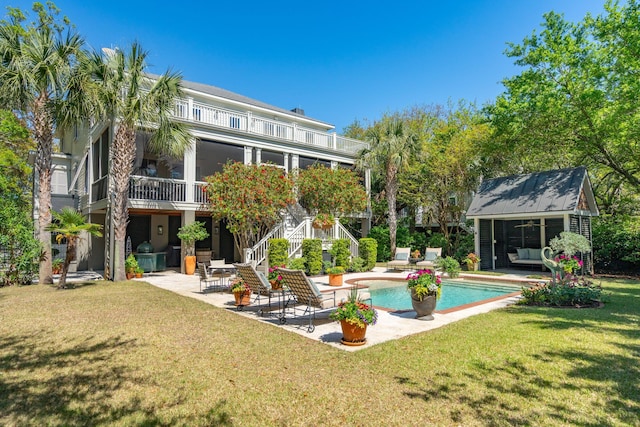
[
  {"x1": 185, "y1": 255, "x2": 197, "y2": 275},
  {"x1": 233, "y1": 290, "x2": 252, "y2": 308},
  {"x1": 328, "y1": 273, "x2": 344, "y2": 287},
  {"x1": 340, "y1": 320, "x2": 367, "y2": 346},
  {"x1": 410, "y1": 289, "x2": 437, "y2": 320}
]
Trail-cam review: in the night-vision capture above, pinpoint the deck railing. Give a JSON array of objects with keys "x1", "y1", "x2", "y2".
[
  {"x1": 174, "y1": 98, "x2": 368, "y2": 155},
  {"x1": 128, "y1": 176, "x2": 186, "y2": 202}
]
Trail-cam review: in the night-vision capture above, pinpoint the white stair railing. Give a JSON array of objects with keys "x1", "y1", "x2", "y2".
[
  {"x1": 286, "y1": 219, "x2": 309, "y2": 258},
  {"x1": 244, "y1": 223, "x2": 284, "y2": 265},
  {"x1": 336, "y1": 221, "x2": 360, "y2": 258}
]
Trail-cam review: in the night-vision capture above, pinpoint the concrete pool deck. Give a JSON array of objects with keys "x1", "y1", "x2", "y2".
[{"x1": 122, "y1": 267, "x2": 546, "y2": 352}]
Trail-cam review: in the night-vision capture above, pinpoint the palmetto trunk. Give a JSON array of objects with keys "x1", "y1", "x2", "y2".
[
  {"x1": 58, "y1": 237, "x2": 77, "y2": 289},
  {"x1": 34, "y1": 94, "x2": 54, "y2": 284},
  {"x1": 110, "y1": 124, "x2": 136, "y2": 281},
  {"x1": 387, "y1": 172, "x2": 399, "y2": 257}
]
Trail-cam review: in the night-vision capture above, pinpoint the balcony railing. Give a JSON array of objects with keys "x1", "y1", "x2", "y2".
[
  {"x1": 129, "y1": 176, "x2": 186, "y2": 202},
  {"x1": 174, "y1": 98, "x2": 368, "y2": 155}
]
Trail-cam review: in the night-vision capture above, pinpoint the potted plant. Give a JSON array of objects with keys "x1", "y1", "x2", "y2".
[
  {"x1": 435, "y1": 256, "x2": 461, "y2": 278},
  {"x1": 268, "y1": 265, "x2": 285, "y2": 290},
  {"x1": 463, "y1": 253, "x2": 480, "y2": 271},
  {"x1": 52, "y1": 258, "x2": 64, "y2": 275},
  {"x1": 125, "y1": 254, "x2": 139, "y2": 279},
  {"x1": 329, "y1": 287, "x2": 377, "y2": 346},
  {"x1": 406, "y1": 269, "x2": 442, "y2": 320},
  {"x1": 229, "y1": 277, "x2": 251, "y2": 309},
  {"x1": 410, "y1": 249, "x2": 422, "y2": 262},
  {"x1": 177, "y1": 221, "x2": 210, "y2": 275},
  {"x1": 326, "y1": 266, "x2": 345, "y2": 286},
  {"x1": 134, "y1": 266, "x2": 144, "y2": 278},
  {"x1": 312, "y1": 213, "x2": 335, "y2": 230}
]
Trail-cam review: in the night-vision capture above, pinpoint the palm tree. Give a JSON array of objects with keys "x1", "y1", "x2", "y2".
[
  {"x1": 81, "y1": 43, "x2": 192, "y2": 281},
  {"x1": 0, "y1": 5, "x2": 85, "y2": 284},
  {"x1": 46, "y1": 207, "x2": 102, "y2": 289},
  {"x1": 357, "y1": 117, "x2": 418, "y2": 257}
]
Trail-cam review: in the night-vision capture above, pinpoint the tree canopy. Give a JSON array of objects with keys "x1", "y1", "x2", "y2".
[
  {"x1": 204, "y1": 162, "x2": 295, "y2": 258},
  {"x1": 487, "y1": 0, "x2": 640, "y2": 214},
  {"x1": 296, "y1": 164, "x2": 367, "y2": 217}
]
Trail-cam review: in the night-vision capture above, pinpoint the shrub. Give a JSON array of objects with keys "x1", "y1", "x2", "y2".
[
  {"x1": 330, "y1": 239, "x2": 350, "y2": 269},
  {"x1": 268, "y1": 238, "x2": 289, "y2": 268},
  {"x1": 287, "y1": 257, "x2": 306, "y2": 271},
  {"x1": 302, "y1": 239, "x2": 322, "y2": 275},
  {"x1": 435, "y1": 256, "x2": 461, "y2": 278},
  {"x1": 427, "y1": 232, "x2": 449, "y2": 252},
  {"x1": 519, "y1": 275, "x2": 603, "y2": 307},
  {"x1": 368, "y1": 226, "x2": 390, "y2": 262},
  {"x1": 359, "y1": 237, "x2": 377, "y2": 270},
  {"x1": 592, "y1": 215, "x2": 640, "y2": 273},
  {"x1": 348, "y1": 257, "x2": 366, "y2": 272}
]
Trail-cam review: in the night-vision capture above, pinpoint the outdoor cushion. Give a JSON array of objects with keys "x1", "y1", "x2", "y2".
[
  {"x1": 517, "y1": 248, "x2": 529, "y2": 259},
  {"x1": 424, "y1": 251, "x2": 438, "y2": 261},
  {"x1": 395, "y1": 252, "x2": 409, "y2": 261},
  {"x1": 528, "y1": 249, "x2": 542, "y2": 260}
]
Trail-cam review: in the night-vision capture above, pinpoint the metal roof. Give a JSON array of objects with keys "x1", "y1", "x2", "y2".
[{"x1": 466, "y1": 166, "x2": 598, "y2": 218}]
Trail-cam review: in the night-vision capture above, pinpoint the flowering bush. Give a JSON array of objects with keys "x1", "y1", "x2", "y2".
[
  {"x1": 329, "y1": 288, "x2": 378, "y2": 328},
  {"x1": 229, "y1": 278, "x2": 250, "y2": 293},
  {"x1": 556, "y1": 255, "x2": 583, "y2": 274},
  {"x1": 407, "y1": 269, "x2": 442, "y2": 300},
  {"x1": 519, "y1": 275, "x2": 603, "y2": 307}
]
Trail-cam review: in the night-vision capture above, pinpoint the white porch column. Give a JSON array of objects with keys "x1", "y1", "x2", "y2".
[
  {"x1": 255, "y1": 148, "x2": 262, "y2": 165},
  {"x1": 187, "y1": 97, "x2": 194, "y2": 121},
  {"x1": 332, "y1": 132, "x2": 337, "y2": 150},
  {"x1": 291, "y1": 154, "x2": 299, "y2": 170},
  {"x1": 283, "y1": 153, "x2": 289, "y2": 173},
  {"x1": 330, "y1": 160, "x2": 338, "y2": 169},
  {"x1": 474, "y1": 218, "x2": 481, "y2": 258},
  {"x1": 244, "y1": 146, "x2": 252, "y2": 165},
  {"x1": 184, "y1": 137, "x2": 196, "y2": 203}
]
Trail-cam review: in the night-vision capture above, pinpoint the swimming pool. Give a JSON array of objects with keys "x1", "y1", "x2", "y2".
[{"x1": 362, "y1": 279, "x2": 521, "y2": 311}]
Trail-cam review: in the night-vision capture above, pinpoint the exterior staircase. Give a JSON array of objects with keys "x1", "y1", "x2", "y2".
[{"x1": 243, "y1": 204, "x2": 360, "y2": 267}]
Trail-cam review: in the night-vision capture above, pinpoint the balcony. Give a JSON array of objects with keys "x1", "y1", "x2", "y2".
[
  {"x1": 129, "y1": 176, "x2": 186, "y2": 202},
  {"x1": 174, "y1": 99, "x2": 367, "y2": 155}
]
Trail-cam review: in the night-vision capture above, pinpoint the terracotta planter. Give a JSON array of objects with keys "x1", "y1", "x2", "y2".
[
  {"x1": 184, "y1": 255, "x2": 197, "y2": 275},
  {"x1": 233, "y1": 290, "x2": 252, "y2": 306},
  {"x1": 410, "y1": 289, "x2": 437, "y2": 320},
  {"x1": 328, "y1": 274, "x2": 343, "y2": 287},
  {"x1": 340, "y1": 320, "x2": 367, "y2": 345},
  {"x1": 270, "y1": 280, "x2": 282, "y2": 290},
  {"x1": 126, "y1": 272, "x2": 134, "y2": 280},
  {"x1": 135, "y1": 272, "x2": 143, "y2": 278}
]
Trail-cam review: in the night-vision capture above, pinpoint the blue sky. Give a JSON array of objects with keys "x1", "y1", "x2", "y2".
[{"x1": 7, "y1": 1, "x2": 606, "y2": 132}]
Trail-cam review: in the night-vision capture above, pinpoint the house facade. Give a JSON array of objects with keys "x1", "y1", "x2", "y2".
[{"x1": 46, "y1": 78, "x2": 369, "y2": 277}]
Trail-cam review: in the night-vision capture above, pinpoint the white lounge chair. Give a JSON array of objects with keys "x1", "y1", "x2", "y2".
[
  {"x1": 387, "y1": 247, "x2": 411, "y2": 270},
  {"x1": 416, "y1": 248, "x2": 442, "y2": 269}
]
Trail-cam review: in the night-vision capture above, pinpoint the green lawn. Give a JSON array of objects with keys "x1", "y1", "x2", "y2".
[{"x1": 1, "y1": 278, "x2": 638, "y2": 426}]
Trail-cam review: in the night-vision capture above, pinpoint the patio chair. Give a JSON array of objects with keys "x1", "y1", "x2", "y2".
[
  {"x1": 234, "y1": 263, "x2": 286, "y2": 317},
  {"x1": 278, "y1": 268, "x2": 340, "y2": 333},
  {"x1": 198, "y1": 263, "x2": 221, "y2": 293},
  {"x1": 416, "y1": 247, "x2": 442, "y2": 269},
  {"x1": 387, "y1": 247, "x2": 411, "y2": 270}
]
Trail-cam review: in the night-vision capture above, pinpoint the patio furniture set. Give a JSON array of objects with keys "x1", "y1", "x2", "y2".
[
  {"x1": 387, "y1": 247, "x2": 443, "y2": 271},
  {"x1": 200, "y1": 261, "x2": 371, "y2": 333}
]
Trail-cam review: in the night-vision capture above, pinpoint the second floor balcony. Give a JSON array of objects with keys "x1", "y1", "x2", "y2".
[{"x1": 174, "y1": 98, "x2": 367, "y2": 155}]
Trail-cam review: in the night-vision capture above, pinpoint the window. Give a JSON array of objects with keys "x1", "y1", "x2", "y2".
[{"x1": 51, "y1": 168, "x2": 68, "y2": 195}]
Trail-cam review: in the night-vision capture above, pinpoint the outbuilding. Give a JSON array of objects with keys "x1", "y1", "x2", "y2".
[{"x1": 466, "y1": 167, "x2": 599, "y2": 272}]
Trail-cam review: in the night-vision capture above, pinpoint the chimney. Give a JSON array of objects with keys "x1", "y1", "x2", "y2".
[{"x1": 291, "y1": 107, "x2": 305, "y2": 116}]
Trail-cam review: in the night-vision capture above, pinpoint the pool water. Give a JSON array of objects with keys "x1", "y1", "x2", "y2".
[{"x1": 364, "y1": 280, "x2": 521, "y2": 311}]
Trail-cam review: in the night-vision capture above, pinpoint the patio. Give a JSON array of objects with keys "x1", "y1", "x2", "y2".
[{"x1": 118, "y1": 267, "x2": 546, "y2": 351}]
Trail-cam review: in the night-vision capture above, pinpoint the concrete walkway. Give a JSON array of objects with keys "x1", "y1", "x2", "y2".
[{"x1": 119, "y1": 267, "x2": 541, "y2": 352}]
